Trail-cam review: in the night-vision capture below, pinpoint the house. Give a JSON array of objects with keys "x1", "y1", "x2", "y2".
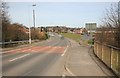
[
  {"x1": 46, "y1": 26, "x2": 54, "y2": 32},
  {"x1": 67, "y1": 28, "x2": 74, "y2": 33},
  {"x1": 73, "y1": 28, "x2": 82, "y2": 34},
  {"x1": 60, "y1": 26, "x2": 68, "y2": 33},
  {"x1": 73, "y1": 28, "x2": 88, "y2": 35}
]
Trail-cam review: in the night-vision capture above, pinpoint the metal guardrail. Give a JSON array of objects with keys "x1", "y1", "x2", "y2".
[{"x1": 0, "y1": 40, "x2": 39, "y2": 45}]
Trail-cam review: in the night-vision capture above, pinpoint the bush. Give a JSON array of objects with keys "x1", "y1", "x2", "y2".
[{"x1": 88, "y1": 39, "x2": 94, "y2": 45}]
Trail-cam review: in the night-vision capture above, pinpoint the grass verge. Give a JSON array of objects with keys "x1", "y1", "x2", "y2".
[{"x1": 61, "y1": 33, "x2": 81, "y2": 42}]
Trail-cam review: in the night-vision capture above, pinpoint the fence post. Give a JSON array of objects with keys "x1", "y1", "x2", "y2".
[
  {"x1": 117, "y1": 49, "x2": 119, "y2": 73},
  {"x1": 97, "y1": 42, "x2": 98, "y2": 56},
  {"x1": 101, "y1": 44, "x2": 103, "y2": 61},
  {"x1": 111, "y1": 48, "x2": 113, "y2": 68}
]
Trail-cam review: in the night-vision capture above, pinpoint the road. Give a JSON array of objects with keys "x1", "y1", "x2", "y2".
[{"x1": 1, "y1": 33, "x2": 116, "y2": 77}]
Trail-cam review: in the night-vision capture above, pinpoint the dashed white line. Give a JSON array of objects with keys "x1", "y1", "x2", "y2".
[
  {"x1": 9, "y1": 53, "x2": 30, "y2": 62},
  {"x1": 61, "y1": 46, "x2": 69, "y2": 56}
]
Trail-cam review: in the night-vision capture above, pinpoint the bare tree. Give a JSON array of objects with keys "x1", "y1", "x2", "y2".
[
  {"x1": 100, "y1": 2, "x2": 120, "y2": 48},
  {"x1": 0, "y1": 1, "x2": 2, "y2": 44},
  {"x1": 1, "y1": 1, "x2": 10, "y2": 46},
  {"x1": 2, "y1": 1, "x2": 10, "y2": 23},
  {"x1": 118, "y1": 1, "x2": 120, "y2": 48}
]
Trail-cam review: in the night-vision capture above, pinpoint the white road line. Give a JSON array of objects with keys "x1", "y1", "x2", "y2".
[
  {"x1": 9, "y1": 53, "x2": 30, "y2": 62},
  {"x1": 61, "y1": 46, "x2": 69, "y2": 56},
  {"x1": 23, "y1": 71, "x2": 32, "y2": 76},
  {"x1": 62, "y1": 74, "x2": 66, "y2": 78},
  {"x1": 66, "y1": 67, "x2": 76, "y2": 76}
]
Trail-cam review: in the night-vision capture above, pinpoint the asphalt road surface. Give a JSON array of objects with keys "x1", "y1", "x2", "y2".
[
  {"x1": 1, "y1": 33, "x2": 116, "y2": 77},
  {"x1": 2, "y1": 34, "x2": 69, "y2": 76}
]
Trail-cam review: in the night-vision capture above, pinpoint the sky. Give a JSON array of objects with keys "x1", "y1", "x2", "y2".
[
  {"x1": 4, "y1": 0, "x2": 120, "y2": 2},
  {"x1": 7, "y1": 2, "x2": 117, "y2": 28}
]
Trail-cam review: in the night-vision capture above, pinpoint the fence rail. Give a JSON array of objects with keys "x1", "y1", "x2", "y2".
[
  {"x1": 0, "y1": 40, "x2": 39, "y2": 47},
  {"x1": 94, "y1": 41, "x2": 120, "y2": 77}
]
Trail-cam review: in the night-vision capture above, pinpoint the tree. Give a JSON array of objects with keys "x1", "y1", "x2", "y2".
[
  {"x1": 2, "y1": 1, "x2": 11, "y2": 44},
  {"x1": 2, "y1": 1, "x2": 10, "y2": 23},
  {"x1": 100, "y1": 2, "x2": 120, "y2": 48},
  {"x1": 1, "y1": 1, "x2": 48, "y2": 47}
]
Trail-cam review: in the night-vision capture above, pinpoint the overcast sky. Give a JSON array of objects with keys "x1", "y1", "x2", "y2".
[{"x1": 8, "y1": 2, "x2": 117, "y2": 28}]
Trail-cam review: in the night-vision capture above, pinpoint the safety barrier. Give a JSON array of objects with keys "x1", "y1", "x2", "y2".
[
  {"x1": 0, "y1": 40, "x2": 39, "y2": 48},
  {"x1": 94, "y1": 41, "x2": 120, "y2": 77}
]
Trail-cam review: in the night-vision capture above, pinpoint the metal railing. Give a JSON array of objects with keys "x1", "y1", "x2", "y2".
[
  {"x1": 0, "y1": 40, "x2": 39, "y2": 47},
  {"x1": 94, "y1": 41, "x2": 120, "y2": 77}
]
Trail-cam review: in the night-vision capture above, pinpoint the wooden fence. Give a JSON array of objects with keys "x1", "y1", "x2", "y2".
[{"x1": 94, "y1": 41, "x2": 120, "y2": 77}]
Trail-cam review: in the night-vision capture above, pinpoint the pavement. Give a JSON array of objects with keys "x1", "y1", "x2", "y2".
[
  {"x1": 1, "y1": 33, "x2": 116, "y2": 77},
  {"x1": 63, "y1": 39, "x2": 116, "y2": 77}
]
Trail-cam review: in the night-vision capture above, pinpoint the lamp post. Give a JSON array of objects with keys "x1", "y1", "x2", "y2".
[
  {"x1": 118, "y1": 1, "x2": 120, "y2": 23},
  {"x1": 28, "y1": 4, "x2": 36, "y2": 44},
  {"x1": 32, "y1": 4, "x2": 36, "y2": 29},
  {"x1": 29, "y1": 25, "x2": 31, "y2": 44}
]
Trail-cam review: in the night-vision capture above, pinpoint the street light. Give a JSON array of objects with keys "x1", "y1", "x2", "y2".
[
  {"x1": 118, "y1": 1, "x2": 120, "y2": 24},
  {"x1": 29, "y1": 25, "x2": 31, "y2": 44},
  {"x1": 28, "y1": 4, "x2": 36, "y2": 44},
  {"x1": 32, "y1": 4, "x2": 36, "y2": 29}
]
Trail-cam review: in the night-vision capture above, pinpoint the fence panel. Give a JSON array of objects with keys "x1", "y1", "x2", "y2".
[
  {"x1": 102, "y1": 45, "x2": 111, "y2": 67},
  {"x1": 94, "y1": 42, "x2": 97, "y2": 55},
  {"x1": 97, "y1": 43, "x2": 102, "y2": 59},
  {"x1": 118, "y1": 51, "x2": 120, "y2": 74},
  {"x1": 111, "y1": 48, "x2": 118, "y2": 72},
  {"x1": 94, "y1": 42, "x2": 120, "y2": 76}
]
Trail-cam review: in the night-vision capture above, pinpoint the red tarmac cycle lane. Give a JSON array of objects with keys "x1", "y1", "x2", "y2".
[{"x1": 3, "y1": 46, "x2": 66, "y2": 54}]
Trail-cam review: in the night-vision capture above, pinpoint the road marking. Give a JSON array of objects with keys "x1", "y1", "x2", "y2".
[
  {"x1": 65, "y1": 67, "x2": 76, "y2": 76},
  {"x1": 61, "y1": 46, "x2": 69, "y2": 56},
  {"x1": 9, "y1": 53, "x2": 30, "y2": 62},
  {"x1": 23, "y1": 71, "x2": 32, "y2": 76},
  {"x1": 62, "y1": 74, "x2": 66, "y2": 78}
]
